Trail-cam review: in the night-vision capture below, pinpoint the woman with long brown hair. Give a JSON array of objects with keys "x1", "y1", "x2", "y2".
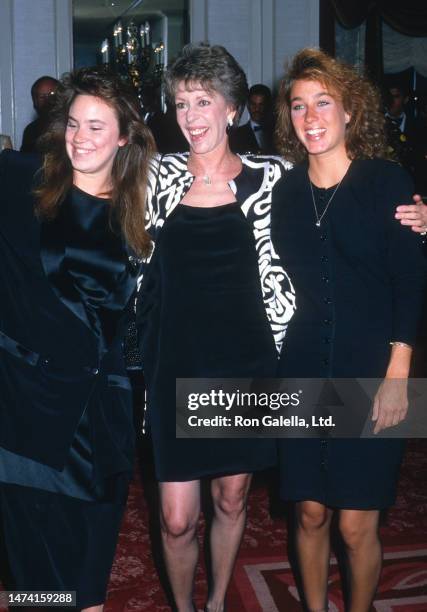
[
  {"x1": 273, "y1": 48, "x2": 426, "y2": 611},
  {"x1": 0, "y1": 67, "x2": 155, "y2": 611}
]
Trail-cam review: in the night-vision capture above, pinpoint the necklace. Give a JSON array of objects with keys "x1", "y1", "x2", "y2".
[
  {"x1": 309, "y1": 175, "x2": 342, "y2": 227},
  {"x1": 202, "y1": 175, "x2": 212, "y2": 185}
]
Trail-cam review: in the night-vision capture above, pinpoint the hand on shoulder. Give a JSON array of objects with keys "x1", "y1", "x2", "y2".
[{"x1": 395, "y1": 193, "x2": 427, "y2": 234}]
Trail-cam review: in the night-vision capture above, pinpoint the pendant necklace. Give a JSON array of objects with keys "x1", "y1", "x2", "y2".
[
  {"x1": 202, "y1": 175, "x2": 212, "y2": 185},
  {"x1": 309, "y1": 175, "x2": 342, "y2": 227}
]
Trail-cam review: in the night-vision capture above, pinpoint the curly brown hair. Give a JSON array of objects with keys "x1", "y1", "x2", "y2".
[
  {"x1": 275, "y1": 48, "x2": 387, "y2": 164},
  {"x1": 34, "y1": 67, "x2": 156, "y2": 258}
]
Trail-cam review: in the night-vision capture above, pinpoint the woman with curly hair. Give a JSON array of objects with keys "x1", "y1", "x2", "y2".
[
  {"x1": 0, "y1": 68, "x2": 155, "y2": 611},
  {"x1": 272, "y1": 48, "x2": 426, "y2": 611}
]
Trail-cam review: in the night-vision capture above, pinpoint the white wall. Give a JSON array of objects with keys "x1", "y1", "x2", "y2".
[
  {"x1": 0, "y1": 0, "x2": 73, "y2": 149},
  {"x1": 0, "y1": 0, "x2": 319, "y2": 146},
  {"x1": 190, "y1": 0, "x2": 319, "y2": 91},
  {"x1": 274, "y1": 0, "x2": 319, "y2": 86}
]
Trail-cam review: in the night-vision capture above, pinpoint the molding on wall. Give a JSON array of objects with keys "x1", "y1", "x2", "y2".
[
  {"x1": 0, "y1": 0, "x2": 15, "y2": 145},
  {"x1": 249, "y1": 0, "x2": 262, "y2": 85},
  {"x1": 54, "y1": 0, "x2": 74, "y2": 76},
  {"x1": 188, "y1": 0, "x2": 319, "y2": 92},
  {"x1": 189, "y1": 0, "x2": 208, "y2": 43},
  {"x1": 261, "y1": 0, "x2": 275, "y2": 87},
  {"x1": 308, "y1": 0, "x2": 320, "y2": 47}
]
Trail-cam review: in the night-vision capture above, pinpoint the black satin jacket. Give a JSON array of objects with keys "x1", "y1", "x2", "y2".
[{"x1": 0, "y1": 151, "x2": 138, "y2": 470}]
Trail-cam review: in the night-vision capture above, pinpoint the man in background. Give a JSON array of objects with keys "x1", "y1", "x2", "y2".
[
  {"x1": 20, "y1": 76, "x2": 58, "y2": 153},
  {"x1": 230, "y1": 83, "x2": 277, "y2": 155},
  {"x1": 384, "y1": 83, "x2": 417, "y2": 177}
]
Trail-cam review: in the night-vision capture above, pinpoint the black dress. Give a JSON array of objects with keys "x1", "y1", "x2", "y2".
[
  {"x1": 0, "y1": 184, "x2": 136, "y2": 608},
  {"x1": 140, "y1": 202, "x2": 278, "y2": 481},
  {"x1": 272, "y1": 159, "x2": 427, "y2": 509}
]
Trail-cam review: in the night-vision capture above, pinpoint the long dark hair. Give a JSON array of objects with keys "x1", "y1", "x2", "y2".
[{"x1": 34, "y1": 67, "x2": 156, "y2": 258}]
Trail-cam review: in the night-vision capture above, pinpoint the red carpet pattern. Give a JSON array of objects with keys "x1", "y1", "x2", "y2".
[
  {"x1": 1, "y1": 441, "x2": 426, "y2": 610},
  {"x1": 104, "y1": 440, "x2": 427, "y2": 611},
  {"x1": 232, "y1": 547, "x2": 427, "y2": 611}
]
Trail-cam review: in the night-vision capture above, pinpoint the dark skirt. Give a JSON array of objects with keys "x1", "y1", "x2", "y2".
[
  {"x1": 278, "y1": 438, "x2": 405, "y2": 509},
  {"x1": 0, "y1": 382, "x2": 133, "y2": 609},
  {"x1": 0, "y1": 480, "x2": 128, "y2": 610}
]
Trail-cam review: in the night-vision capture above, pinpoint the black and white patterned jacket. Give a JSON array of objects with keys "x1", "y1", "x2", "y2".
[{"x1": 141, "y1": 152, "x2": 296, "y2": 354}]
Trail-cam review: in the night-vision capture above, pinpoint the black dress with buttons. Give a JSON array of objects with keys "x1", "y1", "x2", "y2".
[{"x1": 272, "y1": 159, "x2": 426, "y2": 509}]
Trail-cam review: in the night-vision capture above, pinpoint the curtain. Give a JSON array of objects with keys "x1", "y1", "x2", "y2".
[
  {"x1": 330, "y1": 0, "x2": 427, "y2": 37},
  {"x1": 335, "y1": 20, "x2": 365, "y2": 71},
  {"x1": 383, "y1": 22, "x2": 427, "y2": 76}
]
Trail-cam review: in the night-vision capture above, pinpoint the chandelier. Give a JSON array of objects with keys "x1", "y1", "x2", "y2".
[{"x1": 100, "y1": 19, "x2": 165, "y2": 111}]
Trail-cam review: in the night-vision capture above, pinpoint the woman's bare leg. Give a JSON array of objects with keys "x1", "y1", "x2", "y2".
[
  {"x1": 295, "y1": 500, "x2": 333, "y2": 611},
  {"x1": 159, "y1": 480, "x2": 201, "y2": 612},
  {"x1": 206, "y1": 473, "x2": 252, "y2": 612},
  {"x1": 339, "y1": 509, "x2": 381, "y2": 612}
]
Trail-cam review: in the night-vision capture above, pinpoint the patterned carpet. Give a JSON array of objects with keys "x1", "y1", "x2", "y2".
[
  {"x1": 104, "y1": 439, "x2": 427, "y2": 611},
  {"x1": 0, "y1": 440, "x2": 426, "y2": 611}
]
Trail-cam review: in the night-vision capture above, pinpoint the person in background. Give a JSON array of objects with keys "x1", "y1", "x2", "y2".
[
  {"x1": 383, "y1": 83, "x2": 417, "y2": 177},
  {"x1": 0, "y1": 135, "x2": 13, "y2": 151},
  {"x1": 0, "y1": 67, "x2": 155, "y2": 611},
  {"x1": 230, "y1": 83, "x2": 277, "y2": 154},
  {"x1": 147, "y1": 101, "x2": 189, "y2": 154},
  {"x1": 273, "y1": 48, "x2": 426, "y2": 612},
  {"x1": 20, "y1": 75, "x2": 59, "y2": 153},
  {"x1": 141, "y1": 86, "x2": 188, "y2": 154},
  {"x1": 137, "y1": 43, "x2": 295, "y2": 612}
]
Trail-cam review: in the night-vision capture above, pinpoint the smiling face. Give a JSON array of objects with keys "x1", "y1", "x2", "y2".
[
  {"x1": 65, "y1": 94, "x2": 127, "y2": 190},
  {"x1": 174, "y1": 81, "x2": 236, "y2": 155},
  {"x1": 290, "y1": 79, "x2": 350, "y2": 162}
]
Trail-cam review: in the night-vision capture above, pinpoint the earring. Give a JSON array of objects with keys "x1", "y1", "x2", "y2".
[{"x1": 227, "y1": 117, "x2": 233, "y2": 127}]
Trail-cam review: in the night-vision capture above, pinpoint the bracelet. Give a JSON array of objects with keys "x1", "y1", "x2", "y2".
[{"x1": 390, "y1": 341, "x2": 412, "y2": 349}]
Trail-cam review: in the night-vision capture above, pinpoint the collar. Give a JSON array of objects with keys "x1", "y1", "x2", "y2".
[{"x1": 250, "y1": 120, "x2": 262, "y2": 131}]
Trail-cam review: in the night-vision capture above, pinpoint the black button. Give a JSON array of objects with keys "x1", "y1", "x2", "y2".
[
  {"x1": 42, "y1": 357, "x2": 50, "y2": 365},
  {"x1": 323, "y1": 337, "x2": 331, "y2": 344},
  {"x1": 321, "y1": 275, "x2": 329, "y2": 283},
  {"x1": 320, "y1": 439, "x2": 328, "y2": 448},
  {"x1": 323, "y1": 318, "x2": 332, "y2": 325},
  {"x1": 321, "y1": 255, "x2": 328, "y2": 263},
  {"x1": 92, "y1": 368, "x2": 99, "y2": 375},
  {"x1": 320, "y1": 234, "x2": 327, "y2": 241},
  {"x1": 323, "y1": 297, "x2": 332, "y2": 304},
  {"x1": 322, "y1": 358, "x2": 329, "y2": 365}
]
